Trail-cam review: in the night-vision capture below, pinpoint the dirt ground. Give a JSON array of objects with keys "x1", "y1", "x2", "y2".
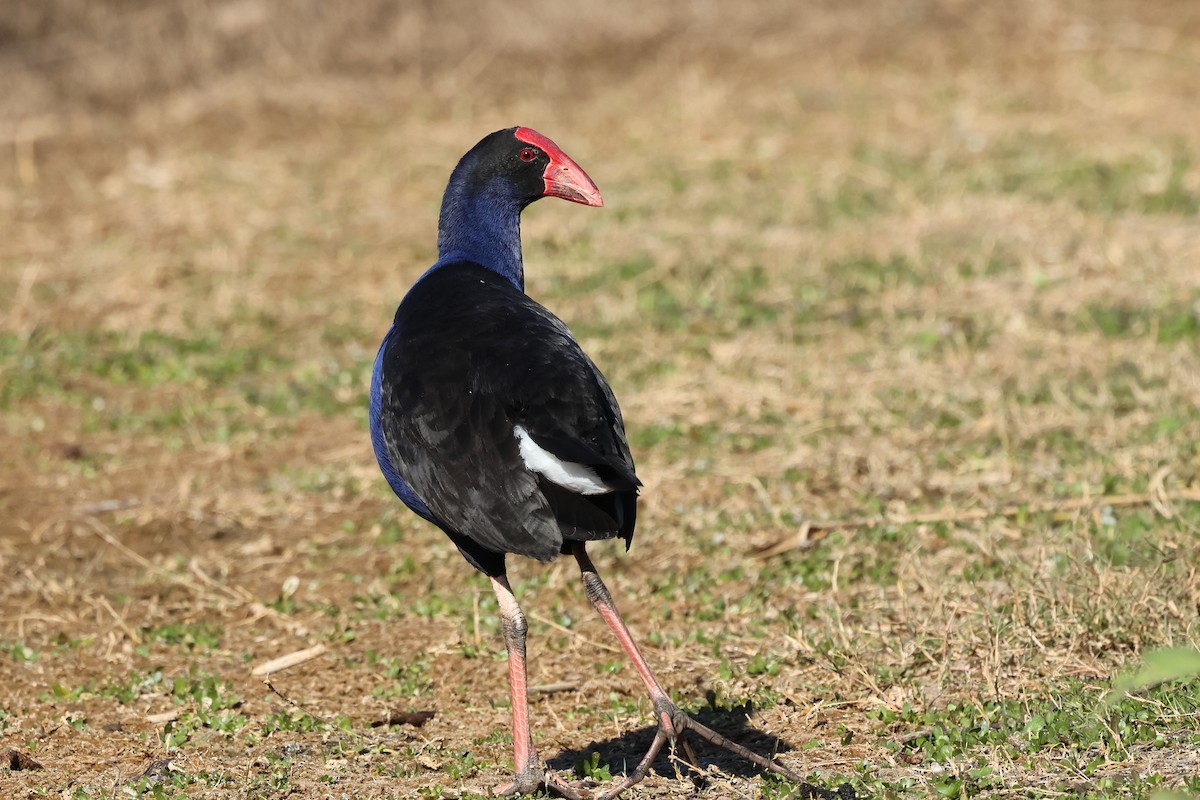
[{"x1": 2, "y1": 2, "x2": 1200, "y2": 798}]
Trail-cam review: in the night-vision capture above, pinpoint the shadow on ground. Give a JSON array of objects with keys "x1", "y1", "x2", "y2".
[{"x1": 547, "y1": 698, "x2": 855, "y2": 798}]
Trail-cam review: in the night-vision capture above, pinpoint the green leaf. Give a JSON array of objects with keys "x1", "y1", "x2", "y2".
[{"x1": 1102, "y1": 647, "x2": 1200, "y2": 707}]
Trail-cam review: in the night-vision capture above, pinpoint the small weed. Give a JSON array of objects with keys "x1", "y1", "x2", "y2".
[
  {"x1": 1104, "y1": 648, "x2": 1200, "y2": 707},
  {"x1": 575, "y1": 751, "x2": 613, "y2": 781},
  {"x1": 3, "y1": 640, "x2": 38, "y2": 663},
  {"x1": 43, "y1": 682, "x2": 91, "y2": 702},
  {"x1": 142, "y1": 622, "x2": 224, "y2": 653},
  {"x1": 746, "y1": 653, "x2": 782, "y2": 677},
  {"x1": 156, "y1": 673, "x2": 247, "y2": 748},
  {"x1": 262, "y1": 710, "x2": 327, "y2": 734},
  {"x1": 372, "y1": 658, "x2": 433, "y2": 698},
  {"x1": 100, "y1": 670, "x2": 166, "y2": 703},
  {"x1": 444, "y1": 750, "x2": 479, "y2": 780}
]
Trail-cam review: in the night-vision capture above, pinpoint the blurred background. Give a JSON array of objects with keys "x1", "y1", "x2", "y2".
[
  {"x1": 2, "y1": 1, "x2": 1199, "y2": 797},
  {"x1": 5, "y1": 0, "x2": 1197, "y2": 525}
]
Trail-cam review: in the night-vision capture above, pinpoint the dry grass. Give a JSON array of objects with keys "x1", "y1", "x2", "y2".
[{"x1": 2, "y1": 1, "x2": 1200, "y2": 798}]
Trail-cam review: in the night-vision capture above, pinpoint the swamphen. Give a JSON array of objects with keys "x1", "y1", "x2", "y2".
[{"x1": 369, "y1": 128, "x2": 803, "y2": 799}]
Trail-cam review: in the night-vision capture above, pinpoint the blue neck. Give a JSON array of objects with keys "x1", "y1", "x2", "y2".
[{"x1": 436, "y1": 181, "x2": 526, "y2": 290}]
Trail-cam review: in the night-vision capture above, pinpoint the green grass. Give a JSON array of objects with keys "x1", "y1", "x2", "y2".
[
  {"x1": 868, "y1": 679, "x2": 1200, "y2": 799},
  {"x1": 0, "y1": 328, "x2": 369, "y2": 441},
  {"x1": 1084, "y1": 300, "x2": 1200, "y2": 345},
  {"x1": 140, "y1": 622, "x2": 224, "y2": 653},
  {"x1": 983, "y1": 143, "x2": 1200, "y2": 215}
]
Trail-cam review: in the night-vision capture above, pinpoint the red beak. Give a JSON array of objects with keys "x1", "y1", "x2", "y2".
[{"x1": 515, "y1": 127, "x2": 604, "y2": 207}]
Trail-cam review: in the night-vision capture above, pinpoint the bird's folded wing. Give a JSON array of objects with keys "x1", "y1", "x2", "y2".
[
  {"x1": 379, "y1": 365, "x2": 565, "y2": 561},
  {"x1": 376, "y1": 262, "x2": 638, "y2": 558}
]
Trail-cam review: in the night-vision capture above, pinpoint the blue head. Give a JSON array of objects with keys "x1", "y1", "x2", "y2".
[{"x1": 434, "y1": 126, "x2": 603, "y2": 289}]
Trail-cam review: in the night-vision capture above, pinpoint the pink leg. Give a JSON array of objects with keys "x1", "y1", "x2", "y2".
[
  {"x1": 573, "y1": 544, "x2": 804, "y2": 800},
  {"x1": 489, "y1": 575, "x2": 588, "y2": 800},
  {"x1": 573, "y1": 548, "x2": 675, "y2": 715},
  {"x1": 490, "y1": 575, "x2": 537, "y2": 793}
]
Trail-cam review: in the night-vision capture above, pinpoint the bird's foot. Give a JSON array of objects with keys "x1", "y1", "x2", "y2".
[
  {"x1": 493, "y1": 761, "x2": 592, "y2": 800},
  {"x1": 595, "y1": 696, "x2": 803, "y2": 800}
]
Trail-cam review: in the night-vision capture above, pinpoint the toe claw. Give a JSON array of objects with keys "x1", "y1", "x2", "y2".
[{"x1": 492, "y1": 764, "x2": 592, "y2": 800}]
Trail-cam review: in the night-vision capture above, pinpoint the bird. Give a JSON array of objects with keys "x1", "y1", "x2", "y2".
[{"x1": 369, "y1": 127, "x2": 805, "y2": 799}]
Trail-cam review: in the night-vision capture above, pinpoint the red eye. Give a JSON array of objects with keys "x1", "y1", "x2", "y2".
[{"x1": 519, "y1": 148, "x2": 536, "y2": 162}]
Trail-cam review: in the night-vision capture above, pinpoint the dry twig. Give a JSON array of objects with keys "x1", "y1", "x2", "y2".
[{"x1": 251, "y1": 644, "x2": 328, "y2": 677}]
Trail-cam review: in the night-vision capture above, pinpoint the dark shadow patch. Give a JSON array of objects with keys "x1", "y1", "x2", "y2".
[
  {"x1": 547, "y1": 698, "x2": 857, "y2": 798},
  {"x1": 2, "y1": 748, "x2": 45, "y2": 771}
]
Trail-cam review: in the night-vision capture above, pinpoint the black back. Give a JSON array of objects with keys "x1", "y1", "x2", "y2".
[{"x1": 374, "y1": 261, "x2": 639, "y2": 576}]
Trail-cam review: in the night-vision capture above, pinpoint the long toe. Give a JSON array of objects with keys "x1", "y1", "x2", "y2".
[
  {"x1": 492, "y1": 763, "x2": 542, "y2": 798},
  {"x1": 596, "y1": 697, "x2": 808, "y2": 800},
  {"x1": 543, "y1": 774, "x2": 593, "y2": 800},
  {"x1": 493, "y1": 765, "x2": 592, "y2": 800}
]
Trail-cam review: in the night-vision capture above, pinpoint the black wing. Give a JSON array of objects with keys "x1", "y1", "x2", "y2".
[{"x1": 374, "y1": 262, "x2": 639, "y2": 573}]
